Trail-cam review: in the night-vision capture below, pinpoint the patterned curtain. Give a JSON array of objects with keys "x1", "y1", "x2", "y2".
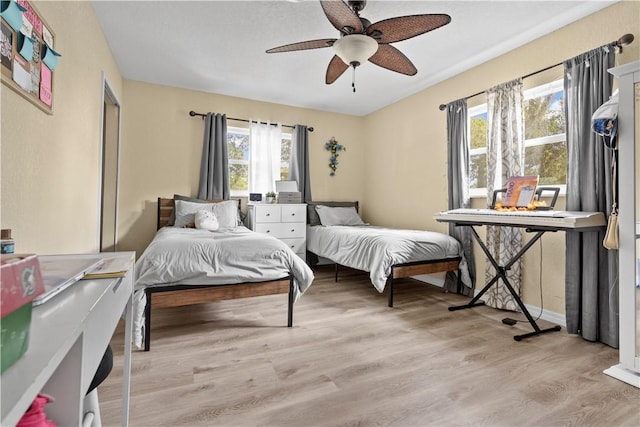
[{"x1": 484, "y1": 79, "x2": 525, "y2": 310}]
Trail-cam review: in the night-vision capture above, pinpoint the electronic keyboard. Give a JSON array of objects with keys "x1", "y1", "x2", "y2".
[{"x1": 436, "y1": 208, "x2": 606, "y2": 229}]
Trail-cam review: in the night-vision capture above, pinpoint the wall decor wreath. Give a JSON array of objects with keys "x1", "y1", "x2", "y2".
[{"x1": 324, "y1": 137, "x2": 345, "y2": 176}]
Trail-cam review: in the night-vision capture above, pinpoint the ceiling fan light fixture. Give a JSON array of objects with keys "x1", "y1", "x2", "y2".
[{"x1": 333, "y1": 34, "x2": 378, "y2": 67}]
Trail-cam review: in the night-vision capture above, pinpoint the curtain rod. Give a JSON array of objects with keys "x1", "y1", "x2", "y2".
[
  {"x1": 438, "y1": 33, "x2": 635, "y2": 111},
  {"x1": 189, "y1": 110, "x2": 314, "y2": 132}
]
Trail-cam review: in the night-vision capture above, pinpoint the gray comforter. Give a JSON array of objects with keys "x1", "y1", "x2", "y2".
[
  {"x1": 133, "y1": 226, "x2": 314, "y2": 348},
  {"x1": 307, "y1": 225, "x2": 471, "y2": 292}
]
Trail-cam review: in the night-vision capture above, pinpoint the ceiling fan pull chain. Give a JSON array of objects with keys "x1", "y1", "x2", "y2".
[{"x1": 352, "y1": 65, "x2": 356, "y2": 93}]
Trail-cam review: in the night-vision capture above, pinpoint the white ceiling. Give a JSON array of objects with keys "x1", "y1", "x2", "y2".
[{"x1": 91, "y1": 0, "x2": 616, "y2": 116}]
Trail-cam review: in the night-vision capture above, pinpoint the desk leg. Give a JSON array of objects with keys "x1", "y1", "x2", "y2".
[
  {"x1": 449, "y1": 226, "x2": 561, "y2": 341},
  {"x1": 121, "y1": 293, "x2": 133, "y2": 427}
]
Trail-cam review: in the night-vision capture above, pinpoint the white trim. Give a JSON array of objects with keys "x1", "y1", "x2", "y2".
[
  {"x1": 98, "y1": 72, "x2": 122, "y2": 252},
  {"x1": 523, "y1": 303, "x2": 566, "y2": 327},
  {"x1": 603, "y1": 364, "x2": 640, "y2": 388},
  {"x1": 524, "y1": 79, "x2": 564, "y2": 99},
  {"x1": 414, "y1": 276, "x2": 567, "y2": 326}
]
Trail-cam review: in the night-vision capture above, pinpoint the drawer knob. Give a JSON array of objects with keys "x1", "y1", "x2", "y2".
[
  {"x1": 291, "y1": 213, "x2": 295, "y2": 216},
  {"x1": 291, "y1": 229, "x2": 295, "y2": 232},
  {"x1": 266, "y1": 213, "x2": 271, "y2": 216},
  {"x1": 266, "y1": 230, "x2": 271, "y2": 233}
]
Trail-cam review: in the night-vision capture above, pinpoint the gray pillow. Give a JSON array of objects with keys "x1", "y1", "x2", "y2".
[
  {"x1": 307, "y1": 201, "x2": 358, "y2": 226},
  {"x1": 315, "y1": 205, "x2": 365, "y2": 226}
]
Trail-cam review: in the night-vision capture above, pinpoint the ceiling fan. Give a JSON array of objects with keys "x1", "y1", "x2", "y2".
[{"x1": 266, "y1": 0, "x2": 451, "y2": 91}]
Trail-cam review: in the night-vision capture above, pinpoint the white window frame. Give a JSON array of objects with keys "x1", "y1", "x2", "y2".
[
  {"x1": 468, "y1": 79, "x2": 566, "y2": 198},
  {"x1": 227, "y1": 126, "x2": 292, "y2": 197}
]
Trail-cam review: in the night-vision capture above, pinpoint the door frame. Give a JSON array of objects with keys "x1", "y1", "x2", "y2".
[{"x1": 98, "y1": 73, "x2": 122, "y2": 251}]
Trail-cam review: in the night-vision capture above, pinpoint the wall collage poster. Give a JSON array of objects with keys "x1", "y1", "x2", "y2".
[{"x1": 1, "y1": 0, "x2": 59, "y2": 114}]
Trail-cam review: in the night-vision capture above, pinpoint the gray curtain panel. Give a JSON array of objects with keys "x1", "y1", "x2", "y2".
[
  {"x1": 288, "y1": 124, "x2": 312, "y2": 203},
  {"x1": 564, "y1": 44, "x2": 617, "y2": 347},
  {"x1": 445, "y1": 99, "x2": 475, "y2": 295},
  {"x1": 198, "y1": 113, "x2": 230, "y2": 200}
]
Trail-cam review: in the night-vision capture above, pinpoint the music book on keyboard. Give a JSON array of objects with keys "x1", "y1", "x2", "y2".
[{"x1": 436, "y1": 209, "x2": 606, "y2": 229}]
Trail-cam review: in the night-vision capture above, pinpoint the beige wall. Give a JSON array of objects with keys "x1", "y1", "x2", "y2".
[
  {"x1": 1, "y1": 1, "x2": 123, "y2": 254},
  {"x1": 117, "y1": 81, "x2": 365, "y2": 256},
  {"x1": 362, "y1": 1, "x2": 640, "y2": 314},
  {"x1": 1, "y1": 2, "x2": 637, "y2": 317}
]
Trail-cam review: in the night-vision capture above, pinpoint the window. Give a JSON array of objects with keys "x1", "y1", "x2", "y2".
[
  {"x1": 227, "y1": 126, "x2": 292, "y2": 197},
  {"x1": 468, "y1": 79, "x2": 566, "y2": 197}
]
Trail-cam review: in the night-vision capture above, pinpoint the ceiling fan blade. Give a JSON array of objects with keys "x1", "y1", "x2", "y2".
[
  {"x1": 368, "y1": 44, "x2": 417, "y2": 76},
  {"x1": 367, "y1": 14, "x2": 451, "y2": 44},
  {"x1": 320, "y1": 0, "x2": 363, "y2": 34},
  {"x1": 326, "y1": 55, "x2": 349, "y2": 84},
  {"x1": 266, "y1": 38, "x2": 336, "y2": 53}
]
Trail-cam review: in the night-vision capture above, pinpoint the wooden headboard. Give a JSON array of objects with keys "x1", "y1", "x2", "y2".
[
  {"x1": 156, "y1": 197, "x2": 231, "y2": 230},
  {"x1": 157, "y1": 198, "x2": 175, "y2": 230}
]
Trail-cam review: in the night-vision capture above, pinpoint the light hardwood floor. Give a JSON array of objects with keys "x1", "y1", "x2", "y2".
[{"x1": 100, "y1": 266, "x2": 640, "y2": 426}]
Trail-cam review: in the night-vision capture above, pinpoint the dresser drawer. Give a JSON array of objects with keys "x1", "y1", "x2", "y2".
[
  {"x1": 253, "y1": 205, "x2": 281, "y2": 223},
  {"x1": 280, "y1": 237, "x2": 306, "y2": 254},
  {"x1": 280, "y1": 205, "x2": 306, "y2": 223},
  {"x1": 254, "y1": 222, "x2": 306, "y2": 238}
]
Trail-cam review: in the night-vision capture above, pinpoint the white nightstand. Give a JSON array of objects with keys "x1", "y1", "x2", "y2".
[{"x1": 247, "y1": 204, "x2": 306, "y2": 260}]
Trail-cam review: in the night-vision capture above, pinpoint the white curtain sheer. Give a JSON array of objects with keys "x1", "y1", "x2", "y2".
[
  {"x1": 249, "y1": 121, "x2": 282, "y2": 195},
  {"x1": 484, "y1": 78, "x2": 525, "y2": 310}
]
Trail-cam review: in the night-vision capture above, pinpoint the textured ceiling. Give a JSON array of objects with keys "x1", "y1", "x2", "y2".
[{"x1": 92, "y1": 0, "x2": 616, "y2": 116}]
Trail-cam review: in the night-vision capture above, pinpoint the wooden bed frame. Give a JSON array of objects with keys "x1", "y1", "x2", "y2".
[
  {"x1": 142, "y1": 197, "x2": 294, "y2": 351},
  {"x1": 306, "y1": 200, "x2": 463, "y2": 307},
  {"x1": 333, "y1": 257, "x2": 462, "y2": 307}
]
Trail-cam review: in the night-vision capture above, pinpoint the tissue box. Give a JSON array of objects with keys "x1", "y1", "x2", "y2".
[{"x1": 1, "y1": 254, "x2": 45, "y2": 372}]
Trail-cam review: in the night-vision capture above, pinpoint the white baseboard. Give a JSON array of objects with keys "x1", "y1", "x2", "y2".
[
  {"x1": 522, "y1": 303, "x2": 566, "y2": 327},
  {"x1": 604, "y1": 364, "x2": 640, "y2": 388},
  {"x1": 412, "y1": 275, "x2": 567, "y2": 327}
]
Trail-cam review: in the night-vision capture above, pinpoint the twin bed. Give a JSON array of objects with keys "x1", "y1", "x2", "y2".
[
  {"x1": 305, "y1": 201, "x2": 471, "y2": 306},
  {"x1": 134, "y1": 197, "x2": 470, "y2": 350},
  {"x1": 133, "y1": 197, "x2": 314, "y2": 350}
]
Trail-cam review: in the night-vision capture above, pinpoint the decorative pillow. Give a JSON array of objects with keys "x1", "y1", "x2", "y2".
[
  {"x1": 168, "y1": 194, "x2": 211, "y2": 226},
  {"x1": 307, "y1": 201, "x2": 358, "y2": 226},
  {"x1": 195, "y1": 210, "x2": 219, "y2": 231},
  {"x1": 174, "y1": 200, "x2": 215, "y2": 228},
  {"x1": 315, "y1": 205, "x2": 365, "y2": 226}
]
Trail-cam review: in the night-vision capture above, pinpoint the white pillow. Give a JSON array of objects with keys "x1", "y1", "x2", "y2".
[
  {"x1": 174, "y1": 200, "x2": 212, "y2": 228},
  {"x1": 195, "y1": 210, "x2": 219, "y2": 231},
  {"x1": 315, "y1": 205, "x2": 365, "y2": 226},
  {"x1": 174, "y1": 199, "x2": 238, "y2": 229},
  {"x1": 211, "y1": 200, "x2": 239, "y2": 229}
]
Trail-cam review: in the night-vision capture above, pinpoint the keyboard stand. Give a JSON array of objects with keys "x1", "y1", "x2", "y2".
[
  {"x1": 436, "y1": 209, "x2": 605, "y2": 341},
  {"x1": 449, "y1": 225, "x2": 561, "y2": 341}
]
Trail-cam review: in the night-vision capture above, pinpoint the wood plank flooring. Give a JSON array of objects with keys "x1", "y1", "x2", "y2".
[{"x1": 100, "y1": 266, "x2": 640, "y2": 426}]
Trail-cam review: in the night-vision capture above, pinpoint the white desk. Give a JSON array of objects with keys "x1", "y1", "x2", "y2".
[
  {"x1": 436, "y1": 210, "x2": 605, "y2": 341},
  {"x1": 1, "y1": 252, "x2": 134, "y2": 426}
]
